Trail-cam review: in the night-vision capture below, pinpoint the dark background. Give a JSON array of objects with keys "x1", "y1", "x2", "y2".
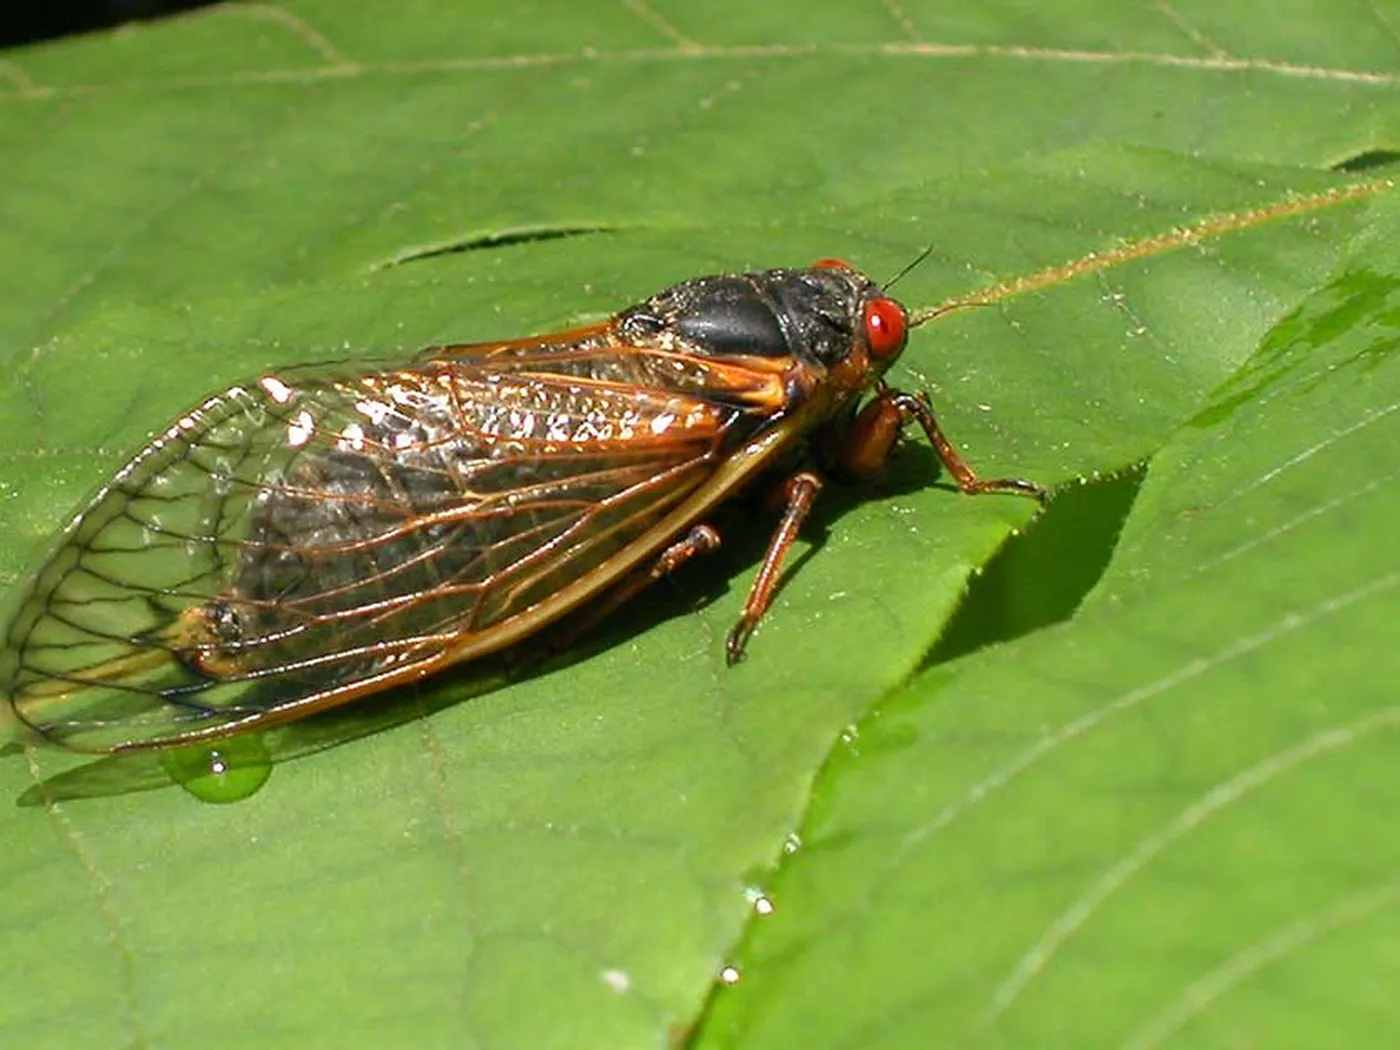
[{"x1": 1, "y1": 0, "x2": 217, "y2": 49}]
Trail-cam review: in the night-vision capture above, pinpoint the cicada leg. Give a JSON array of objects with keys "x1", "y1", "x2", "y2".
[
  {"x1": 9, "y1": 596, "x2": 255, "y2": 742},
  {"x1": 725, "y1": 389, "x2": 1048, "y2": 664},
  {"x1": 546, "y1": 525, "x2": 724, "y2": 655},
  {"x1": 838, "y1": 386, "x2": 1048, "y2": 503},
  {"x1": 650, "y1": 524, "x2": 724, "y2": 580},
  {"x1": 725, "y1": 471, "x2": 823, "y2": 665}
]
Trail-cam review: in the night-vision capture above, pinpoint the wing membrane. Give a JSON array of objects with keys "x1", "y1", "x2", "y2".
[{"x1": 3, "y1": 337, "x2": 772, "y2": 752}]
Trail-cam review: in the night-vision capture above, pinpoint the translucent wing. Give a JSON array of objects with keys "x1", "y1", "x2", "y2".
[{"x1": 2, "y1": 333, "x2": 782, "y2": 752}]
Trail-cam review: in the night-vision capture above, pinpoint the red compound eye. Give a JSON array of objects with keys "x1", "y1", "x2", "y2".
[
  {"x1": 811, "y1": 257, "x2": 852, "y2": 271},
  {"x1": 863, "y1": 298, "x2": 907, "y2": 359}
]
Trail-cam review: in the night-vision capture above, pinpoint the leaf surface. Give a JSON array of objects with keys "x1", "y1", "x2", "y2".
[{"x1": 0, "y1": 4, "x2": 1395, "y2": 1048}]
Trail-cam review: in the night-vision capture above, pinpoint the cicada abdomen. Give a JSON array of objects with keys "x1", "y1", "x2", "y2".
[{"x1": 1, "y1": 261, "x2": 1043, "y2": 754}]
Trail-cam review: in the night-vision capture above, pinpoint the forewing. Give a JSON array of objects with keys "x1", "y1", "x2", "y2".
[{"x1": 2, "y1": 351, "x2": 747, "y2": 752}]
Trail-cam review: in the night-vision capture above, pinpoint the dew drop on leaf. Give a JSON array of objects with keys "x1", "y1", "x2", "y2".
[{"x1": 160, "y1": 735, "x2": 272, "y2": 803}]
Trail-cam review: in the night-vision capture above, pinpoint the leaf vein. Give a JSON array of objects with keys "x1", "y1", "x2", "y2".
[
  {"x1": 990, "y1": 701, "x2": 1400, "y2": 1019},
  {"x1": 3, "y1": 42, "x2": 1397, "y2": 103}
]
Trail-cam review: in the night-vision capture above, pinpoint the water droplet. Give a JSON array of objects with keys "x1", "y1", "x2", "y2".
[
  {"x1": 160, "y1": 735, "x2": 272, "y2": 803},
  {"x1": 744, "y1": 888, "x2": 775, "y2": 916},
  {"x1": 601, "y1": 968, "x2": 630, "y2": 993},
  {"x1": 719, "y1": 965, "x2": 741, "y2": 985},
  {"x1": 783, "y1": 832, "x2": 802, "y2": 855}
]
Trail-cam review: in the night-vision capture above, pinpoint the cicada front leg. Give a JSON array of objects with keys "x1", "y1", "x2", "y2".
[
  {"x1": 837, "y1": 385, "x2": 1048, "y2": 502},
  {"x1": 724, "y1": 387, "x2": 1049, "y2": 665}
]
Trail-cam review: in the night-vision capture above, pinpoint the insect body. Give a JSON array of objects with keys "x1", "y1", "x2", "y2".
[{"x1": 0, "y1": 260, "x2": 1043, "y2": 754}]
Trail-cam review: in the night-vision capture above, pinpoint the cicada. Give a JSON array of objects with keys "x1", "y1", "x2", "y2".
[{"x1": 0, "y1": 259, "x2": 1044, "y2": 754}]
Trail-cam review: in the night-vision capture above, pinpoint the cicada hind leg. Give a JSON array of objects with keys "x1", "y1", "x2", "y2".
[
  {"x1": 52, "y1": 597, "x2": 249, "y2": 697},
  {"x1": 172, "y1": 597, "x2": 256, "y2": 680},
  {"x1": 6, "y1": 592, "x2": 249, "y2": 750},
  {"x1": 542, "y1": 526, "x2": 725, "y2": 658},
  {"x1": 724, "y1": 385, "x2": 1047, "y2": 664}
]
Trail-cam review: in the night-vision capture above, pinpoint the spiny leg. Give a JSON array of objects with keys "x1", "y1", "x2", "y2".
[
  {"x1": 548, "y1": 524, "x2": 723, "y2": 654},
  {"x1": 839, "y1": 386, "x2": 1047, "y2": 503},
  {"x1": 725, "y1": 471, "x2": 823, "y2": 665},
  {"x1": 650, "y1": 524, "x2": 723, "y2": 580}
]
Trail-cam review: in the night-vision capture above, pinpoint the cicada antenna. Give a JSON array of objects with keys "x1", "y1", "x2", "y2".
[
  {"x1": 908, "y1": 298, "x2": 994, "y2": 328},
  {"x1": 886, "y1": 248, "x2": 997, "y2": 327},
  {"x1": 881, "y1": 244, "x2": 936, "y2": 292}
]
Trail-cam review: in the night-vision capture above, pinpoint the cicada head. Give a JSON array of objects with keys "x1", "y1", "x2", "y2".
[{"x1": 618, "y1": 259, "x2": 910, "y2": 389}]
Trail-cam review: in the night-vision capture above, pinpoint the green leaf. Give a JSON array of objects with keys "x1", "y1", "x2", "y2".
[
  {"x1": 0, "y1": 4, "x2": 1395, "y2": 1049},
  {"x1": 701, "y1": 205, "x2": 1400, "y2": 1050}
]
